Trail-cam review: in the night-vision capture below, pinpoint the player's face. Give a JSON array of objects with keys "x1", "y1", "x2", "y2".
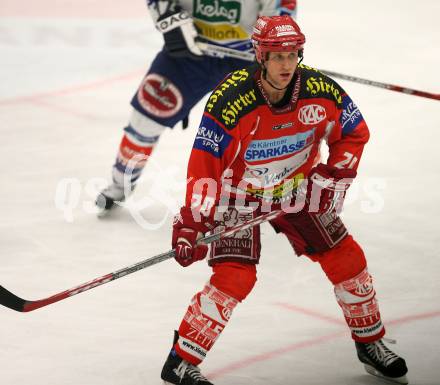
[{"x1": 265, "y1": 51, "x2": 299, "y2": 88}]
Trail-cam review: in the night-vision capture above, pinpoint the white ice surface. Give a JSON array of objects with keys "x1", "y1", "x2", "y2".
[{"x1": 1, "y1": 1, "x2": 439, "y2": 384}]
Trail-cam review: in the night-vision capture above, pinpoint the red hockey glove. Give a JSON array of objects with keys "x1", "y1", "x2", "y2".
[
  {"x1": 302, "y1": 163, "x2": 357, "y2": 214},
  {"x1": 172, "y1": 207, "x2": 213, "y2": 267}
]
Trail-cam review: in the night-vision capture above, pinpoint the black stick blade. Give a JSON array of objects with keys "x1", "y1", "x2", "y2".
[{"x1": 0, "y1": 286, "x2": 28, "y2": 312}]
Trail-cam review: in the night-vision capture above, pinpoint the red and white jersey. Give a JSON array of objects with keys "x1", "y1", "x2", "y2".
[{"x1": 186, "y1": 63, "x2": 370, "y2": 217}]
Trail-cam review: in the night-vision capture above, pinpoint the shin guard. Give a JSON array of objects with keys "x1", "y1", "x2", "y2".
[
  {"x1": 335, "y1": 268, "x2": 385, "y2": 343},
  {"x1": 175, "y1": 283, "x2": 239, "y2": 365},
  {"x1": 113, "y1": 109, "x2": 165, "y2": 185},
  {"x1": 316, "y1": 236, "x2": 385, "y2": 343}
]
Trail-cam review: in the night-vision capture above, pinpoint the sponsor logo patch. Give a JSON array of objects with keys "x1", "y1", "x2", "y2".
[
  {"x1": 246, "y1": 164, "x2": 296, "y2": 186},
  {"x1": 180, "y1": 339, "x2": 207, "y2": 358},
  {"x1": 221, "y1": 89, "x2": 257, "y2": 126},
  {"x1": 306, "y1": 76, "x2": 342, "y2": 104},
  {"x1": 245, "y1": 130, "x2": 315, "y2": 161},
  {"x1": 272, "y1": 122, "x2": 293, "y2": 131},
  {"x1": 253, "y1": 18, "x2": 267, "y2": 34},
  {"x1": 246, "y1": 173, "x2": 305, "y2": 201},
  {"x1": 206, "y1": 69, "x2": 250, "y2": 113},
  {"x1": 298, "y1": 104, "x2": 326, "y2": 125},
  {"x1": 212, "y1": 207, "x2": 257, "y2": 261},
  {"x1": 156, "y1": 11, "x2": 189, "y2": 33},
  {"x1": 137, "y1": 74, "x2": 182, "y2": 118},
  {"x1": 340, "y1": 95, "x2": 363, "y2": 134},
  {"x1": 193, "y1": 0, "x2": 241, "y2": 24},
  {"x1": 275, "y1": 24, "x2": 298, "y2": 37},
  {"x1": 194, "y1": 20, "x2": 248, "y2": 41},
  {"x1": 193, "y1": 116, "x2": 233, "y2": 158}
]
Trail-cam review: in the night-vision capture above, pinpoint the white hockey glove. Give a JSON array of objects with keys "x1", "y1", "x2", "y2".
[{"x1": 155, "y1": 5, "x2": 203, "y2": 59}]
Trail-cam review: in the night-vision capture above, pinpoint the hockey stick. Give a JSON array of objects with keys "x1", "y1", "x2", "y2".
[
  {"x1": 319, "y1": 69, "x2": 440, "y2": 101},
  {"x1": 197, "y1": 42, "x2": 440, "y2": 101},
  {"x1": 0, "y1": 210, "x2": 282, "y2": 313},
  {"x1": 196, "y1": 41, "x2": 255, "y2": 62}
]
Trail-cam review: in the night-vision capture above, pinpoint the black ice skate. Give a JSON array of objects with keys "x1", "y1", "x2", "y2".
[
  {"x1": 95, "y1": 183, "x2": 130, "y2": 217},
  {"x1": 161, "y1": 331, "x2": 213, "y2": 385},
  {"x1": 355, "y1": 339, "x2": 408, "y2": 384}
]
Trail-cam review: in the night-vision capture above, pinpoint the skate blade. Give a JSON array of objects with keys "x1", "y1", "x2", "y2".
[
  {"x1": 364, "y1": 364, "x2": 409, "y2": 384},
  {"x1": 96, "y1": 202, "x2": 121, "y2": 218},
  {"x1": 96, "y1": 207, "x2": 112, "y2": 218}
]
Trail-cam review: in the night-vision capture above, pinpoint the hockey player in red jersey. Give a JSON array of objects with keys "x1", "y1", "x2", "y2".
[
  {"x1": 161, "y1": 15, "x2": 409, "y2": 385},
  {"x1": 95, "y1": 0, "x2": 298, "y2": 215}
]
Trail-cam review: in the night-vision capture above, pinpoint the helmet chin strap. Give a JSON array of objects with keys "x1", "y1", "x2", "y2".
[
  {"x1": 260, "y1": 52, "x2": 304, "y2": 91},
  {"x1": 262, "y1": 66, "x2": 287, "y2": 91}
]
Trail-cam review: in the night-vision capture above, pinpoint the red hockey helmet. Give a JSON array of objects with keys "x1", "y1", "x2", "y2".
[{"x1": 252, "y1": 15, "x2": 305, "y2": 62}]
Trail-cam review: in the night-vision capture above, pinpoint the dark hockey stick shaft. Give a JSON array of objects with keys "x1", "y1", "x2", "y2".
[
  {"x1": 0, "y1": 210, "x2": 282, "y2": 313},
  {"x1": 197, "y1": 43, "x2": 440, "y2": 101},
  {"x1": 320, "y1": 69, "x2": 440, "y2": 101}
]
